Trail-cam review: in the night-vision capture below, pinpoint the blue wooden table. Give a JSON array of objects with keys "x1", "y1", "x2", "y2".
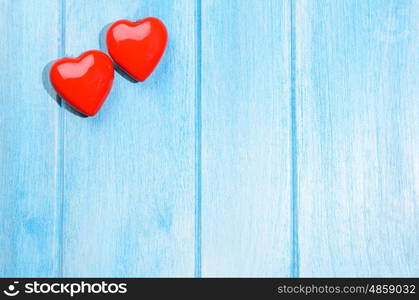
[{"x1": 0, "y1": 0, "x2": 417, "y2": 277}]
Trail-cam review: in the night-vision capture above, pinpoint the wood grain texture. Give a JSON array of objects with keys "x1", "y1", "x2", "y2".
[
  {"x1": 201, "y1": 0, "x2": 293, "y2": 276},
  {"x1": 0, "y1": 0, "x2": 61, "y2": 276},
  {"x1": 0, "y1": 0, "x2": 417, "y2": 278},
  {"x1": 295, "y1": 0, "x2": 419, "y2": 276},
  {"x1": 61, "y1": 0, "x2": 197, "y2": 276}
]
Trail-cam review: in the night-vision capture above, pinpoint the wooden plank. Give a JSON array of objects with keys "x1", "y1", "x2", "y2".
[
  {"x1": 295, "y1": 0, "x2": 419, "y2": 276},
  {"x1": 201, "y1": 0, "x2": 293, "y2": 276},
  {"x1": 62, "y1": 0, "x2": 197, "y2": 276},
  {"x1": 0, "y1": 0, "x2": 61, "y2": 276}
]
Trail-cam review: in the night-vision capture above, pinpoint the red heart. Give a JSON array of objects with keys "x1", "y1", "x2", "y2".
[
  {"x1": 106, "y1": 17, "x2": 168, "y2": 82},
  {"x1": 49, "y1": 50, "x2": 114, "y2": 116}
]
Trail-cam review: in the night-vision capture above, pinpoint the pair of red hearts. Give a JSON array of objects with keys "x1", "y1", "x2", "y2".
[{"x1": 50, "y1": 17, "x2": 168, "y2": 116}]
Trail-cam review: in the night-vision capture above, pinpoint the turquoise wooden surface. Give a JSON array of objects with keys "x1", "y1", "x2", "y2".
[
  {"x1": 201, "y1": 0, "x2": 293, "y2": 276},
  {"x1": 62, "y1": 0, "x2": 196, "y2": 277},
  {"x1": 0, "y1": 0, "x2": 417, "y2": 277},
  {"x1": 0, "y1": 0, "x2": 61, "y2": 277},
  {"x1": 295, "y1": 0, "x2": 419, "y2": 277}
]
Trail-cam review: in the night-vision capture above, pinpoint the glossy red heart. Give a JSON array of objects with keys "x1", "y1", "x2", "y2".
[
  {"x1": 49, "y1": 50, "x2": 114, "y2": 116},
  {"x1": 106, "y1": 17, "x2": 168, "y2": 82}
]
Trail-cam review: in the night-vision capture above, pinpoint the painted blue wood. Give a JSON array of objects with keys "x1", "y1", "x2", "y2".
[
  {"x1": 201, "y1": 0, "x2": 293, "y2": 276},
  {"x1": 0, "y1": 0, "x2": 61, "y2": 276},
  {"x1": 295, "y1": 0, "x2": 419, "y2": 276},
  {"x1": 61, "y1": 0, "x2": 197, "y2": 276},
  {"x1": 0, "y1": 0, "x2": 417, "y2": 278}
]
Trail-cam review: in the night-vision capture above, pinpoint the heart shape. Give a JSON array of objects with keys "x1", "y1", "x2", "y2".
[
  {"x1": 106, "y1": 17, "x2": 168, "y2": 82},
  {"x1": 49, "y1": 50, "x2": 114, "y2": 116}
]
